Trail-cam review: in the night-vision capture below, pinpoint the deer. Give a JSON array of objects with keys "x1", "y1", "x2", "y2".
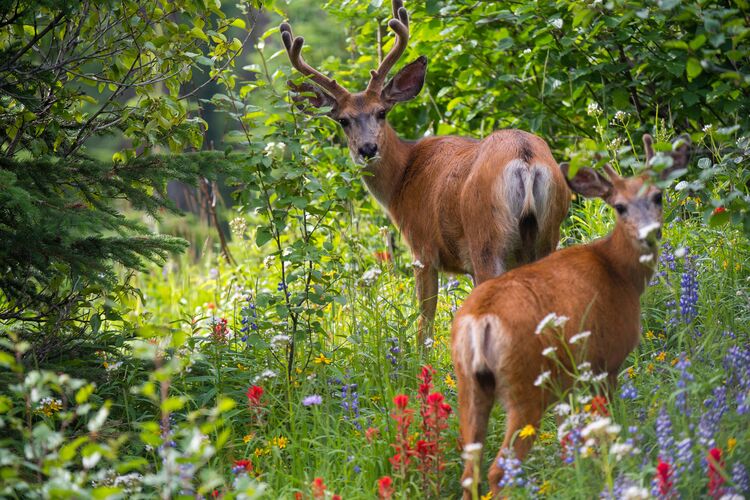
[
  {"x1": 451, "y1": 134, "x2": 690, "y2": 498},
  {"x1": 279, "y1": 0, "x2": 571, "y2": 344}
]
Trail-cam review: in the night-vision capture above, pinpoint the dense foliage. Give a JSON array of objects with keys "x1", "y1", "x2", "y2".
[{"x1": 0, "y1": 0, "x2": 748, "y2": 498}]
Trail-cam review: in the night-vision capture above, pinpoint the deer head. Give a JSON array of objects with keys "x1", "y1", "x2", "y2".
[
  {"x1": 280, "y1": 0, "x2": 426, "y2": 164},
  {"x1": 562, "y1": 134, "x2": 691, "y2": 254}
]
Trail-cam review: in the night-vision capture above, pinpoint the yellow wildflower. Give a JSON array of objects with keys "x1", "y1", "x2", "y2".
[
  {"x1": 444, "y1": 374, "x2": 457, "y2": 389},
  {"x1": 645, "y1": 331, "x2": 655, "y2": 340},
  {"x1": 253, "y1": 447, "x2": 270, "y2": 457},
  {"x1": 539, "y1": 432, "x2": 555, "y2": 442},
  {"x1": 671, "y1": 357, "x2": 679, "y2": 366},
  {"x1": 647, "y1": 363, "x2": 655, "y2": 374},
  {"x1": 481, "y1": 492, "x2": 493, "y2": 500},
  {"x1": 723, "y1": 260, "x2": 729, "y2": 270},
  {"x1": 243, "y1": 433, "x2": 254, "y2": 444},
  {"x1": 728, "y1": 437, "x2": 737, "y2": 452},
  {"x1": 736, "y1": 263, "x2": 741, "y2": 272},
  {"x1": 519, "y1": 425, "x2": 536, "y2": 439},
  {"x1": 370, "y1": 394, "x2": 381, "y2": 403},
  {"x1": 538, "y1": 480, "x2": 551, "y2": 495},
  {"x1": 36, "y1": 397, "x2": 63, "y2": 417},
  {"x1": 237, "y1": 363, "x2": 248, "y2": 371},
  {"x1": 314, "y1": 353, "x2": 332, "y2": 365},
  {"x1": 269, "y1": 436, "x2": 288, "y2": 449},
  {"x1": 627, "y1": 367, "x2": 635, "y2": 379},
  {"x1": 655, "y1": 351, "x2": 667, "y2": 362}
]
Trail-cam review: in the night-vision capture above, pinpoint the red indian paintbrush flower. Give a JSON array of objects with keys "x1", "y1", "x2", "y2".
[
  {"x1": 246, "y1": 385, "x2": 263, "y2": 406},
  {"x1": 378, "y1": 475, "x2": 394, "y2": 499},
  {"x1": 707, "y1": 447, "x2": 726, "y2": 499},
  {"x1": 655, "y1": 458, "x2": 674, "y2": 498},
  {"x1": 312, "y1": 477, "x2": 326, "y2": 499}
]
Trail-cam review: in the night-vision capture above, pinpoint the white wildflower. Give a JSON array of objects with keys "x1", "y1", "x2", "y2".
[
  {"x1": 593, "y1": 373, "x2": 609, "y2": 383},
  {"x1": 254, "y1": 370, "x2": 277, "y2": 383},
  {"x1": 535, "y1": 312, "x2": 569, "y2": 334},
  {"x1": 551, "y1": 18, "x2": 563, "y2": 29},
  {"x1": 703, "y1": 123, "x2": 714, "y2": 134},
  {"x1": 610, "y1": 442, "x2": 634, "y2": 461},
  {"x1": 587, "y1": 102, "x2": 602, "y2": 116},
  {"x1": 270, "y1": 334, "x2": 291, "y2": 346},
  {"x1": 579, "y1": 370, "x2": 594, "y2": 382},
  {"x1": 264, "y1": 141, "x2": 286, "y2": 157},
  {"x1": 578, "y1": 394, "x2": 592, "y2": 404},
  {"x1": 606, "y1": 424, "x2": 622, "y2": 436},
  {"x1": 229, "y1": 217, "x2": 247, "y2": 237},
  {"x1": 675, "y1": 246, "x2": 687, "y2": 258},
  {"x1": 621, "y1": 486, "x2": 650, "y2": 499},
  {"x1": 569, "y1": 331, "x2": 592, "y2": 345},
  {"x1": 581, "y1": 417, "x2": 612, "y2": 438},
  {"x1": 411, "y1": 259, "x2": 425, "y2": 269},
  {"x1": 361, "y1": 267, "x2": 382, "y2": 286},
  {"x1": 534, "y1": 370, "x2": 552, "y2": 387},
  {"x1": 522, "y1": 48, "x2": 532, "y2": 54},
  {"x1": 554, "y1": 403, "x2": 571, "y2": 416},
  {"x1": 424, "y1": 337, "x2": 435, "y2": 349},
  {"x1": 614, "y1": 110, "x2": 628, "y2": 122},
  {"x1": 577, "y1": 361, "x2": 592, "y2": 371},
  {"x1": 105, "y1": 361, "x2": 122, "y2": 372},
  {"x1": 542, "y1": 346, "x2": 557, "y2": 358}
]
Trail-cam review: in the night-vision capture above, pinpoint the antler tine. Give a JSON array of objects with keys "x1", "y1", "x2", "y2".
[
  {"x1": 279, "y1": 22, "x2": 349, "y2": 100},
  {"x1": 642, "y1": 134, "x2": 655, "y2": 164},
  {"x1": 366, "y1": 0, "x2": 410, "y2": 94}
]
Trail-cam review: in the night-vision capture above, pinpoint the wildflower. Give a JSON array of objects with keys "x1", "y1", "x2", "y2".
[
  {"x1": 314, "y1": 353, "x2": 332, "y2": 365},
  {"x1": 614, "y1": 110, "x2": 629, "y2": 122},
  {"x1": 569, "y1": 330, "x2": 592, "y2": 344},
  {"x1": 302, "y1": 394, "x2": 323, "y2": 406},
  {"x1": 587, "y1": 102, "x2": 602, "y2": 116},
  {"x1": 622, "y1": 486, "x2": 650, "y2": 499},
  {"x1": 365, "y1": 427, "x2": 380, "y2": 443},
  {"x1": 703, "y1": 124, "x2": 714, "y2": 134},
  {"x1": 423, "y1": 337, "x2": 434, "y2": 349},
  {"x1": 444, "y1": 373, "x2": 456, "y2": 389},
  {"x1": 254, "y1": 369, "x2": 277, "y2": 382},
  {"x1": 496, "y1": 449, "x2": 524, "y2": 487},
  {"x1": 253, "y1": 447, "x2": 270, "y2": 457},
  {"x1": 656, "y1": 351, "x2": 667, "y2": 362},
  {"x1": 542, "y1": 346, "x2": 557, "y2": 358},
  {"x1": 411, "y1": 259, "x2": 425, "y2": 269},
  {"x1": 534, "y1": 370, "x2": 551, "y2": 387},
  {"x1": 675, "y1": 354, "x2": 693, "y2": 414},
  {"x1": 539, "y1": 431, "x2": 555, "y2": 442},
  {"x1": 582, "y1": 417, "x2": 612, "y2": 438},
  {"x1": 551, "y1": 18, "x2": 563, "y2": 29},
  {"x1": 590, "y1": 395, "x2": 609, "y2": 416},
  {"x1": 678, "y1": 252, "x2": 699, "y2": 324},
  {"x1": 312, "y1": 477, "x2": 326, "y2": 499},
  {"x1": 246, "y1": 386, "x2": 263, "y2": 406},
  {"x1": 535, "y1": 312, "x2": 569, "y2": 334},
  {"x1": 698, "y1": 386, "x2": 727, "y2": 449},
  {"x1": 385, "y1": 337, "x2": 401, "y2": 366},
  {"x1": 36, "y1": 397, "x2": 63, "y2": 416},
  {"x1": 269, "y1": 436, "x2": 288, "y2": 449},
  {"x1": 481, "y1": 493, "x2": 493, "y2": 500},
  {"x1": 519, "y1": 425, "x2": 536, "y2": 439},
  {"x1": 232, "y1": 459, "x2": 253, "y2": 474},
  {"x1": 727, "y1": 437, "x2": 737, "y2": 453},
  {"x1": 656, "y1": 406, "x2": 675, "y2": 463},
  {"x1": 389, "y1": 394, "x2": 414, "y2": 474},
  {"x1": 378, "y1": 476, "x2": 394, "y2": 499},
  {"x1": 270, "y1": 334, "x2": 290, "y2": 346},
  {"x1": 340, "y1": 377, "x2": 361, "y2": 429},
  {"x1": 554, "y1": 403, "x2": 571, "y2": 416},
  {"x1": 620, "y1": 382, "x2": 638, "y2": 400},
  {"x1": 242, "y1": 433, "x2": 254, "y2": 443},
  {"x1": 732, "y1": 463, "x2": 749, "y2": 493},
  {"x1": 707, "y1": 448, "x2": 726, "y2": 499},
  {"x1": 653, "y1": 458, "x2": 674, "y2": 498},
  {"x1": 611, "y1": 442, "x2": 635, "y2": 461},
  {"x1": 361, "y1": 266, "x2": 382, "y2": 285}
]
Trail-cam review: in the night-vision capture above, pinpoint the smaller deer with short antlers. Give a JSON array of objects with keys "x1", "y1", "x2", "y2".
[
  {"x1": 280, "y1": 1, "x2": 570, "y2": 344},
  {"x1": 451, "y1": 135, "x2": 690, "y2": 498}
]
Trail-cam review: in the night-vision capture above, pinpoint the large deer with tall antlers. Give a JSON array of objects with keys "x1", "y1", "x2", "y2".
[
  {"x1": 451, "y1": 135, "x2": 690, "y2": 498},
  {"x1": 280, "y1": 1, "x2": 570, "y2": 343}
]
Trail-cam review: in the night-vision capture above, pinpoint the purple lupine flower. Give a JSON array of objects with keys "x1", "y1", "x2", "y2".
[
  {"x1": 386, "y1": 337, "x2": 400, "y2": 366},
  {"x1": 675, "y1": 353, "x2": 694, "y2": 414},
  {"x1": 723, "y1": 345, "x2": 750, "y2": 414},
  {"x1": 674, "y1": 435, "x2": 694, "y2": 479},
  {"x1": 496, "y1": 450, "x2": 524, "y2": 488},
  {"x1": 655, "y1": 406, "x2": 675, "y2": 463},
  {"x1": 698, "y1": 385, "x2": 727, "y2": 449},
  {"x1": 678, "y1": 252, "x2": 699, "y2": 324},
  {"x1": 239, "y1": 291, "x2": 259, "y2": 342},
  {"x1": 302, "y1": 394, "x2": 323, "y2": 406},
  {"x1": 650, "y1": 242, "x2": 677, "y2": 286},
  {"x1": 620, "y1": 382, "x2": 638, "y2": 400},
  {"x1": 732, "y1": 462, "x2": 749, "y2": 493},
  {"x1": 340, "y1": 377, "x2": 361, "y2": 429}
]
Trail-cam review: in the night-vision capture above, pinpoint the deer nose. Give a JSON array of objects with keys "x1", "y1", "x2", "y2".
[{"x1": 358, "y1": 143, "x2": 378, "y2": 159}]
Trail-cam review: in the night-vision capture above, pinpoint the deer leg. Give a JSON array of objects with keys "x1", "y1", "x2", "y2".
[
  {"x1": 415, "y1": 263, "x2": 438, "y2": 346},
  {"x1": 487, "y1": 403, "x2": 542, "y2": 495},
  {"x1": 456, "y1": 367, "x2": 496, "y2": 499}
]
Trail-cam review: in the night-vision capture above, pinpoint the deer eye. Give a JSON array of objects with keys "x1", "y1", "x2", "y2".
[
  {"x1": 652, "y1": 192, "x2": 663, "y2": 205},
  {"x1": 614, "y1": 203, "x2": 627, "y2": 215},
  {"x1": 377, "y1": 109, "x2": 387, "y2": 120},
  {"x1": 337, "y1": 117, "x2": 350, "y2": 127}
]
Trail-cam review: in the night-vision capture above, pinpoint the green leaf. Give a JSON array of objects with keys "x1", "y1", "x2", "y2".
[{"x1": 686, "y1": 58, "x2": 703, "y2": 79}]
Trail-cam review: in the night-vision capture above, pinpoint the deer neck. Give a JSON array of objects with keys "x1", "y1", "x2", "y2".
[
  {"x1": 361, "y1": 123, "x2": 414, "y2": 208},
  {"x1": 598, "y1": 222, "x2": 657, "y2": 296}
]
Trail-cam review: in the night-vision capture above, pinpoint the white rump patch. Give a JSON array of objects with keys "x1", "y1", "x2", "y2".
[{"x1": 454, "y1": 314, "x2": 506, "y2": 375}]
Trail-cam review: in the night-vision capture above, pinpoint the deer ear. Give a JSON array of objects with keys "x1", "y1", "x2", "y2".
[
  {"x1": 381, "y1": 56, "x2": 427, "y2": 105},
  {"x1": 287, "y1": 81, "x2": 338, "y2": 114},
  {"x1": 562, "y1": 163, "x2": 613, "y2": 199},
  {"x1": 660, "y1": 135, "x2": 691, "y2": 180}
]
